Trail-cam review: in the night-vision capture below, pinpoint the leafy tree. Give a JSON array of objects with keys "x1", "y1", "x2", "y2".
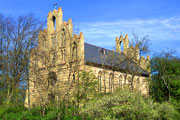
[{"x1": 150, "y1": 50, "x2": 180, "y2": 105}]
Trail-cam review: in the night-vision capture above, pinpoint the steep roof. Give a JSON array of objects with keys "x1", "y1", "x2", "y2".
[{"x1": 84, "y1": 43, "x2": 149, "y2": 77}]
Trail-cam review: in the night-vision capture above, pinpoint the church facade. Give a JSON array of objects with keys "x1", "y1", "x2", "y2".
[{"x1": 25, "y1": 7, "x2": 150, "y2": 107}]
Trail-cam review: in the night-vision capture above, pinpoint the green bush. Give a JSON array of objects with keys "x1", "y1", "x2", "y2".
[{"x1": 80, "y1": 88, "x2": 178, "y2": 120}]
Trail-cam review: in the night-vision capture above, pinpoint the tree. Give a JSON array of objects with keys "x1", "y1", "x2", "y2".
[
  {"x1": 150, "y1": 50, "x2": 180, "y2": 103},
  {"x1": 0, "y1": 13, "x2": 44, "y2": 105}
]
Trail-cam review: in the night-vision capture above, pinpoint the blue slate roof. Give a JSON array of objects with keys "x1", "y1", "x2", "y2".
[{"x1": 84, "y1": 43, "x2": 149, "y2": 77}]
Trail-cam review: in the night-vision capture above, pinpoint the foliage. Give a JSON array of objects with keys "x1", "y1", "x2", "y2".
[
  {"x1": 75, "y1": 71, "x2": 98, "y2": 106},
  {"x1": 80, "y1": 88, "x2": 178, "y2": 120},
  {"x1": 0, "y1": 70, "x2": 180, "y2": 120},
  {"x1": 150, "y1": 50, "x2": 180, "y2": 103}
]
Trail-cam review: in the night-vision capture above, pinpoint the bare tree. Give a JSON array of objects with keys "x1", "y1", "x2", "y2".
[{"x1": 0, "y1": 13, "x2": 44, "y2": 105}]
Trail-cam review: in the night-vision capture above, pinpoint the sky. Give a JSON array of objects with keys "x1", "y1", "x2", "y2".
[{"x1": 0, "y1": 0, "x2": 180, "y2": 56}]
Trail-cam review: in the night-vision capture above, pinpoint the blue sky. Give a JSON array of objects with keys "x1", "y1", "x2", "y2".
[{"x1": 1, "y1": 0, "x2": 180, "y2": 56}]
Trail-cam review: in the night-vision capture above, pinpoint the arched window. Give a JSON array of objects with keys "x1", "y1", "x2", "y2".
[
  {"x1": 61, "y1": 29, "x2": 66, "y2": 47},
  {"x1": 72, "y1": 73, "x2": 75, "y2": 84},
  {"x1": 98, "y1": 71, "x2": 102, "y2": 92},
  {"x1": 51, "y1": 35, "x2": 56, "y2": 49},
  {"x1": 64, "y1": 49, "x2": 66, "y2": 61},
  {"x1": 136, "y1": 78, "x2": 140, "y2": 88},
  {"x1": 43, "y1": 36, "x2": 46, "y2": 51},
  {"x1": 109, "y1": 73, "x2": 114, "y2": 92},
  {"x1": 128, "y1": 76, "x2": 133, "y2": 89},
  {"x1": 119, "y1": 74, "x2": 123, "y2": 88},
  {"x1": 61, "y1": 50, "x2": 63, "y2": 61},
  {"x1": 52, "y1": 51, "x2": 56, "y2": 62},
  {"x1": 52, "y1": 16, "x2": 56, "y2": 30},
  {"x1": 120, "y1": 41, "x2": 124, "y2": 52},
  {"x1": 48, "y1": 72, "x2": 57, "y2": 86},
  {"x1": 72, "y1": 42, "x2": 77, "y2": 60},
  {"x1": 103, "y1": 71, "x2": 106, "y2": 93}
]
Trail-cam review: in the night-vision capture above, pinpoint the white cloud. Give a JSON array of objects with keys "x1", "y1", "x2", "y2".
[{"x1": 76, "y1": 17, "x2": 180, "y2": 54}]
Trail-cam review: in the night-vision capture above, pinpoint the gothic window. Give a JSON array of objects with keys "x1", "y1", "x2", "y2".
[
  {"x1": 136, "y1": 78, "x2": 140, "y2": 88},
  {"x1": 43, "y1": 36, "x2": 46, "y2": 51},
  {"x1": 48, "y1": 72, "x2": 57, "y2": 86},
  {"x1": 109, "y1": 73, "x2": 114, "y2": 92},
  {"x1": 103, "y1": 71, "x2": 106, "y2": 93},
  {"x1": 72, "y1": 73, "x2": 75, "y2": 84},
  {"x1": 98, "y1": 71, "x2": 102, "y2": 92},
  {"x1": 61, "y1": 29, "x2": 66, "y2": 47},
  {"x1": 120, "y1": 41, "x2": 124, "y2": 52},
  {"x1": 128, "y1": 76, "x2": 133, "y2": 89},
  {"x1": 51, "y1": 35, "x2": 56, "y2": 49},
  {"x1": 119, "y1": 74, "x2": 123, "y2": 88},
  {"x1": 52, "y1": 51, "x2": 56, "y2": 62},
  {"x1": 61, "y1": 50, "x2": 63, "y2": 61},
  {"x1": 64, "y1": 49, "x2": 66, "y2": 61},
  {"x1": 72, "y1": 42, "x2": 77, "y2": 60},
  {"x1": 52, "y1": 16, "x2": 56, "y2": 30}
]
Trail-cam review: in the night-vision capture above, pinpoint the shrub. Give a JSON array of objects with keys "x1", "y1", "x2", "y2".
[{"x1": 80, "y1": 88, "x2": 178, "y2": 120}]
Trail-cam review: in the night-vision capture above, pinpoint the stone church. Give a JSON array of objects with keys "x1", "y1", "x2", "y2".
[{"x1": 25, "y1": 7, "x2": 150, "y2": 107}]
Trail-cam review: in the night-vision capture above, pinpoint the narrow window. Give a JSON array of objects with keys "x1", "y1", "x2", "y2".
[
  {"x1": 98, "y1": 71, "x2": 102, "y2": 92},
  {"x1": 136, "y1": 78, "x2": 140, "y2": 88},
  {"x1": 61, "y1": 50, "x2": 63, "y2": 61},
  {"x1": 72, "y1": 74, "x2": 75, "y2": 84},
  {"x1": 72, "y1": 43, "x2": 77, "y2": 60},
  {"x1": 128, "y1": 76, "x2": 133, "y2": 89},
  {"x1": 119, "y1": 74, "x2": 123, "y2": 88},
  {"x1": 103, "y1": 72, "x2": 106, "y2": 93},
  {"x1": 52, "y1": 35, "x2": 56, "y2": 49},
  {"x1": 48, "y1": 72, "x2": 57, "y2": 86},
  {"x1": 43, "y1": 36, "x2": 46, "y2": 51},
  {"x1": 61, "y1": 29, "x2": 66, "y2": 47},
  {"x1": 64, "y1": 49, "x2": 66, "y2": 61},
  {"x1": 63, "y1": 32, "x2": 66, "y2": 46},
  {"x1": 120, "y1": 41, "x2": 124, "y2": 52},
  {"x1": 109, "y1": 73, "x2": 114, "y2": 92},
  {"x1": 52, "y1": 51, "x2": 56, "y2": 62},
  {"x1": 52, "y1": 16, "x2": 56, "y2": 30}
]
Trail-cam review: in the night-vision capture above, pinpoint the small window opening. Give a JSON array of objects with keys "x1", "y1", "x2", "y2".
[
  {"x1": 98, "y1": 71, "x2": 102, "y2": 92},
  {"x1": 52, "y1": 16, "x2": 56, "y2": 30},
  {"x1": 109, "y1": 73, "x2": 114, "y2": 92},
  {"x1": 120, "y1": 41, "x2": 124, "y2": 52},
  {"x1": 72, "y1": 43, "x2": 77, "y2": 60},
  {"x1": 48, "y1": 72, "x2": 57, "y2": 86},
  {"x1": 72, "y1": 74, "x2": 75, "y2": 84},
  {"x1": 119, "y1": 74, "x2": 123, "y2": 88},
  {"x1": 128, "y1": 76, "x2": 133, "y2": 89},
  {"x1": 61, "y1": 29, "x2": 66, "y2": 47},
  {"x1": 100, "y1": 48, "x2": 106, "y2": 54}
]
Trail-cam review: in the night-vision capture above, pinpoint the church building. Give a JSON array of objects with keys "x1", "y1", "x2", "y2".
[{"x1": 25, "y1": 7, "x2": 150, "y2": 107}]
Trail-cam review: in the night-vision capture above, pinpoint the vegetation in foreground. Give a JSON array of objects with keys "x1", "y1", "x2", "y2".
[{"x1": 0, "y1": 88, "x2": 180, "y2": 120}]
